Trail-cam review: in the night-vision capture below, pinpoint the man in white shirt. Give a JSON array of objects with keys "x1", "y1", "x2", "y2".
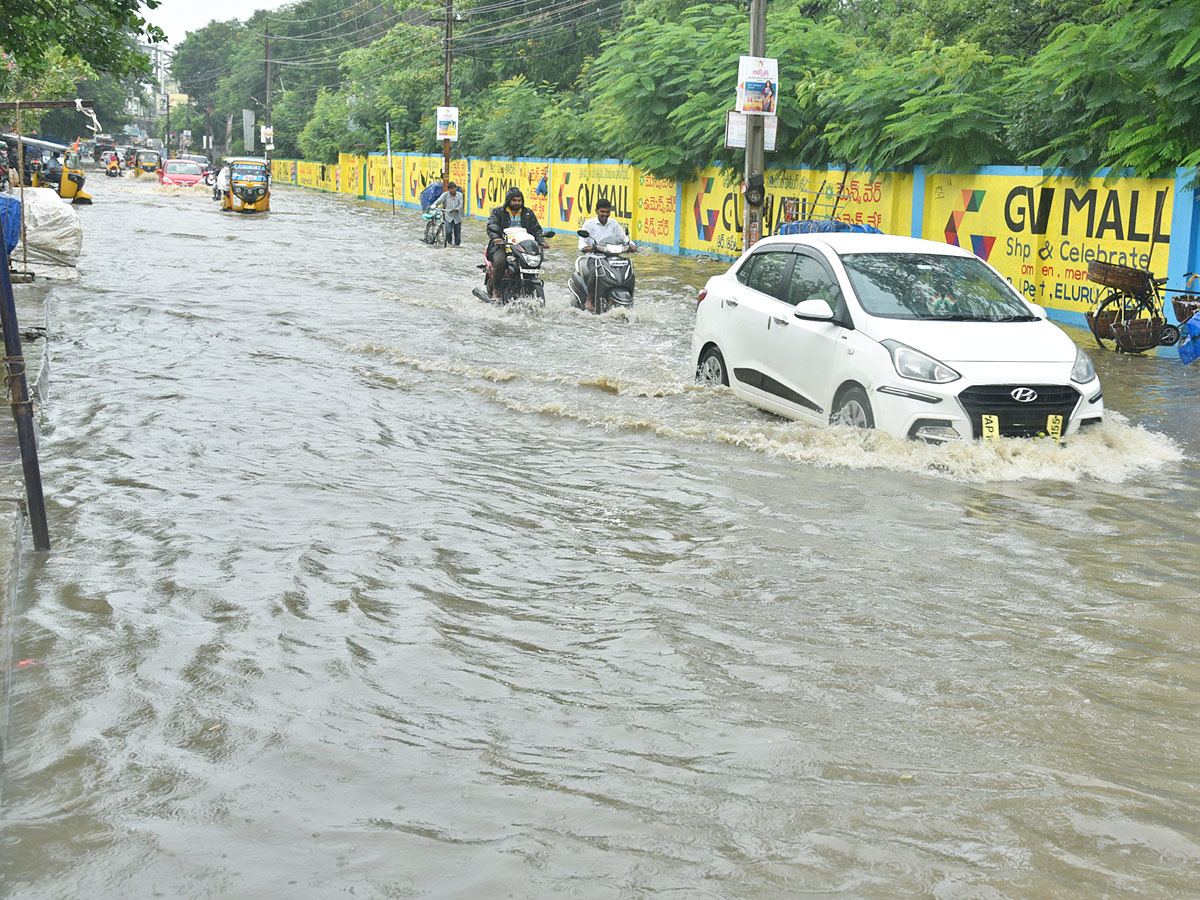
[
  {"x1": 577, "y1": 197, "x2": 635, "y2": 310},
  {"x1": 430, "y1": 182, "x2": 464, "y2": 246}
]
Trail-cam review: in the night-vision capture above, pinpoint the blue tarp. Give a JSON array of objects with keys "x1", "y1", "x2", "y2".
[
  {"x1": 0, "y1": 194, "x2": 20, "y2": 256},
  {"x1": 777, "y1": 220, "x2": 883, "y2": 235},
  {"x1": 0, "y1": 194, "x2": 20, "y2": 257},
  {"x1": 419, "y1": 182, "x2": 444, "y2": 212}
]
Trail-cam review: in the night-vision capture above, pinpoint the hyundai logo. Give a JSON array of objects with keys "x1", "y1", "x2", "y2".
[{"x1": 1011, "y1": 387, "x2": 1038, "y2": 403}]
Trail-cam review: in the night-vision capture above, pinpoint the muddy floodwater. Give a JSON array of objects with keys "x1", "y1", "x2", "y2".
[{"x1": 1, "y1": 175, "x2": 1198, "y2": 899}]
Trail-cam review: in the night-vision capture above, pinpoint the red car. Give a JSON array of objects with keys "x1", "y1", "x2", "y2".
[{"x1": 159, "y1": 159, "x2": 205, "y2": 187}]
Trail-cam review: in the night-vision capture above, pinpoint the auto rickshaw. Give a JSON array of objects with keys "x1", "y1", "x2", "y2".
[
  {"x1": 133, "y1": 149, "x2": 161, "y2": 177},
  {"x1": 219, "y1": 157, "x2": 271, "y2": 213},
  {"x1": 1, "y1": 133, "x2": 93, "y2": 203}
]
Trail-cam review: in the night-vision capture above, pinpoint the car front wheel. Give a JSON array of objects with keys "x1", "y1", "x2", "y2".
[
  {"x1": 697, "y1": 346, "x2": 729, "y2": 386},
  {"x1": 830, "y1": 385, "x2": 874, "y2": 429}
]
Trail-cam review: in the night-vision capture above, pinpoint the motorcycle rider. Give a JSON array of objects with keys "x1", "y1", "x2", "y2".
[
  {"x1": 486, "y1": 187, "x2": 546, "y2": 300},
  {"x1": 577, "y1": 197, "x2": 636, "y2": 311}
]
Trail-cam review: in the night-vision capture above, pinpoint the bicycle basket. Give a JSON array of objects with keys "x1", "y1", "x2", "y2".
[
  {"x1": 1172, "y1": 298, "x2": 1200, "y2": 325},
  {"x1": 1087, "y1": 260, "x2": 1155, "y2": 294},
  {"x1": 1085, "y1": 307, "x2": 1118, "y2": 341},
  {"x1": 1110, "y1": 316, "x2": 1165, "y2": 353}
]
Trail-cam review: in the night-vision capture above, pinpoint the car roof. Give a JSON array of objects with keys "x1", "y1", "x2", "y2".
[{"x1": 749, "y1": 232, "x2": 975, "y2": 259}]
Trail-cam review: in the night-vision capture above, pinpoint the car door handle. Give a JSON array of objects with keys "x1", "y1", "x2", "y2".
[
  {"x1": 771, "y1": 316, "x2": 789, "y2": 326},
  {"x1": 724, "y1": 298, "x2": 739, "y2": 307}
]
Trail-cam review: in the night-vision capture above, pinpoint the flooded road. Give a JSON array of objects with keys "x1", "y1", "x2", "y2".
[{"x1": 2, "y1": 175, "x2": 1198, "y2": 898}]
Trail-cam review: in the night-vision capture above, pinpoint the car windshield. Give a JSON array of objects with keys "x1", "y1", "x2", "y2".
[
  {"x1": 840, "y1": 252, "x2": 1034, "y2": 320},
  {"x1": 138, "y1": 152, "x2": 158, "y2": 164},
  {"x1": 231, "y1": 164, "x2": 268, "y2": 182},
  {"x1": 165, "y1": 161, "x2": 202, "y2": 175}
]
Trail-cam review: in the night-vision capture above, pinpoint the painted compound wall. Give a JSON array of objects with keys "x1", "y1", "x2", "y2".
[{"x1": 268, "y1": 154, "x2": 1200, "y2": 327}]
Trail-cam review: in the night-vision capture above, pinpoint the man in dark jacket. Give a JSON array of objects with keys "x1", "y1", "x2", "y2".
[{"x1": 486, "y1": 187, "x2": 546, "y2": 299}]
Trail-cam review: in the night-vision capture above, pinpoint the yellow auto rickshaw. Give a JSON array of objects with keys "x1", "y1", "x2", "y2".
[
  {"x1": 2, "y1": 133, "x2": 92, "y2": 203},
  {"x1": 219, "y1": 157, "x2": 271, "y2": 213},
  {"x1": 133, "y1": 149, "x2": 161, "y2": 177}
]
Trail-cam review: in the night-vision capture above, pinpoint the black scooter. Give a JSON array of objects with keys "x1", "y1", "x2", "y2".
[{"x1": 566, "y1": 229, "x2": 636, "y2": 314}]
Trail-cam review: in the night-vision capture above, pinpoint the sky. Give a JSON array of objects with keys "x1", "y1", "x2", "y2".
[{"x1": 146, "y1": 0, "x2": 295, "y2": 47}]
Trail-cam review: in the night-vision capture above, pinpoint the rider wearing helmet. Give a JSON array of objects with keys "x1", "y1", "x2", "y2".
[{"x1": 486, "y1": 187, "x2": 546, "y2": 300}]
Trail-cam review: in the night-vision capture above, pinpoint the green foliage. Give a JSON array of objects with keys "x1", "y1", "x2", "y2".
[
  {"x1": 0, "y1": 0, "x2": 163, "y2": 77},
  {"x1": 156, "y1": 0, "x2": 1200, "y2": 181}
]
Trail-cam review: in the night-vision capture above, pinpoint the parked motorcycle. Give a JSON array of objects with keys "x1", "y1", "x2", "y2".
[
  {"x1": 566, "y1": 229, "x2": 636, "y2": 314},
  {"x1": 472, "y1": 226, "x2": 555, "y2": 304}
]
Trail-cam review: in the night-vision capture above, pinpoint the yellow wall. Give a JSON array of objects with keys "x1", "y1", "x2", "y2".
[{"x1": 924, "y1": 171, "x2": 1174, "y2": 314}]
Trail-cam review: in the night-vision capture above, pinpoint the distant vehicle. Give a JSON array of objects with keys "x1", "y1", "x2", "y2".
[
  {"x1": 1, "y1": 133, "x2": 92, "y2": 204},
  {"x1": 219, "y1": 157, "x2": 271, "y2": 213},
  {"x1": 183, "y1": 154, "x2": 214, "y2": 176},
  {"x1": 133, "y1": 149, "x2": 161, "y2": 176},
  {"x1": 93, "y1": 134, "x2": 115, "y2": 161},
  {"x1": 159, "y1": 159, "x2": 205, "y2": 187},
  {"x1": 691, "y1": 232, "x2": 1103, "y2": 442}
]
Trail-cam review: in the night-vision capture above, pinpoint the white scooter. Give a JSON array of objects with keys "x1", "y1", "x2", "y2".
[{"x1": 566, "y1": 229, "x2": 636, "y2": 314}]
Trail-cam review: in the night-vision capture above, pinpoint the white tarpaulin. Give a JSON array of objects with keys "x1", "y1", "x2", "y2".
[{"x1": 17, "y1": 188, "x2": 82, "y2": 279}]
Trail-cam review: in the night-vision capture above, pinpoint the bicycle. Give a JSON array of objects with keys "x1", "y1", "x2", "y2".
[
  {"x1": 1084, "y1": 260, "x2": 1200, "y2": 353},
  {"x1": 423, "y1": 208, "x2": 446, "y2": 247}
]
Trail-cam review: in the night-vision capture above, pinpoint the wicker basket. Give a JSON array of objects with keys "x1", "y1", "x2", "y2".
[
  {"x1": 1087, "y1": 260, "x2": 1155, "y2": 294},
  {"x1": 1172, "y1": 298, "x2": 1200, "y2": 325},
  {"x1": 1085, "y1": 308, "x2": 1118, "y2": 341},
  {"x1": 1110, "y1": 316, "x2": 1165, "y2": 353}
]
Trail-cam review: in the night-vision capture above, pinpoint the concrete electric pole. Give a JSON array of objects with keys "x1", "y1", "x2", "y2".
[{"x1": 743, "y1": 0, "x2": 766, "y2": 251}]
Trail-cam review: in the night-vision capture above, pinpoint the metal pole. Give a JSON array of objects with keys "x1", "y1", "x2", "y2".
[
  {"x1": 15, "y1": 103, "x2": 25, "y2": 271},
  {"x1": 264, "y1": 22, "x2": 272, "y2": 164},
  {"x1": 443, "y1": 0, "x2": 452, "y2": 188},
  {"x1": 0, "y1": 237, "x2": 49, "y2": 551},
  {"x1": 385, "y1": 121, "x2": 395, "y2": 216},
  {"x1": 743, "y1": 0, "x2": 766, "y2": 252}
]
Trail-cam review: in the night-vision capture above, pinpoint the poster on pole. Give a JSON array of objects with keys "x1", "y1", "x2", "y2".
[
  {"x1": 724, "y1": 111, "x2": 778, "y2": 151},
  {"x1": 260, "y1": 126, "x2": 274, "y2": 151},
  {"x1": 436, "y1": 106, "x2": 459, "y2": 142},
  {"x1": 736, "y1": 57, "x2": 779, "y2": 115}
]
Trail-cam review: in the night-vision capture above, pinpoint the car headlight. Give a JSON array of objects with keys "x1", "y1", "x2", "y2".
[
  {"x1": 1071, "y1": 346, "x2": 1097, "y2": 384},
  {"x1": 881, "y1": 340, "x2": 960, "y2": 384}
]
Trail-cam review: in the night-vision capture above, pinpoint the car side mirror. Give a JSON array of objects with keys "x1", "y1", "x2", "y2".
[{"x1": 793, "y1": 298, "x2": 835, "y2": 321}]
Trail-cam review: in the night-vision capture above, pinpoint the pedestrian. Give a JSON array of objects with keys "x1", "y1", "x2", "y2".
[{"x1": 431, "y1": 182, "x2": 464, "y2": 246}]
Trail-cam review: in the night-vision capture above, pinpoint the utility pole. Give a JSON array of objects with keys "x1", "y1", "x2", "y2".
[
  {"x1": 264, "y1": 22, "x2": 272, "y2": 164},
  {"x1": 442, "y1": 0, "x2": 452, "y2": 188},
  {"x1": 165, "y1": 91, "x2": 171, "y2": 150},
  {"x1": 743, "y1": 0, "x2": 766, "y2": 251}
]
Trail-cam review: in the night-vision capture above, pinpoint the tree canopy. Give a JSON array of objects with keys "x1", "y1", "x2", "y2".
[
  {"x1": 0, "y1": 0, "x2": 164, "y2": 77},
  {"x1": 164, "y1": 0, "x2": 1200, "y2": 180}
]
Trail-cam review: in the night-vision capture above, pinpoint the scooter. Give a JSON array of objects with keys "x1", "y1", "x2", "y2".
[
  {"x1": 566, "y1": 229, "x2": 636, "y2": 314},
  {"x1": 472, "y1": 226, "x2": 555, "y2": 304}
]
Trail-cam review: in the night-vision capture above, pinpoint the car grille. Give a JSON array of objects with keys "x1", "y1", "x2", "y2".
[{"x1": 957, "y1": 384, "x2": 1081, "y2": 438}]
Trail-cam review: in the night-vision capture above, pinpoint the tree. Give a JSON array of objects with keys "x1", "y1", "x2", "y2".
[{"x1": 0, "y1": 0, "x2": 164, "y2": 76}]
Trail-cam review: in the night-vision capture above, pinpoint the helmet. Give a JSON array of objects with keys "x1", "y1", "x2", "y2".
[{"x1": 505, "y1": 187, "x2": 524, "y2": 204}]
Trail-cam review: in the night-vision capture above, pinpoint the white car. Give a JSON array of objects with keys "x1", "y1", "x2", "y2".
[{"x1": 691, "y1": 233, "x2": 1103, "y2": 442}]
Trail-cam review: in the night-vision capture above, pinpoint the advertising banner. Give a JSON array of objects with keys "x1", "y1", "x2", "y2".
[
  {"x1": 339, "y1": 153, "x2": 364, "y2": 197},
  {"x1": 404, "y1": 154, "x2": 466, "y2": 206},
  {"x1": 633, "y1": 171, "x2": 677, "y2": 248},
  {"x1": 925, "y1": 170, "x2": 1174, "y2": 313},
  {"x1": 436, "y1": 107, "x2": 459, "y2": 142},
  {"x1": 469, "y1": 159, "x2": 548, "y2": 221},
  {"x1": 549, "y1": 161, "x2": 636, "y2": 234},
  {"x1": 680, "y1": 167, "x2": 913, "y2": 256},
  {"x1": 725, "y1": 111, "x2": 778, "y2": 151},
  {"x1": 736, "y1": 57, "x2": 778, "y2": 115}
]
